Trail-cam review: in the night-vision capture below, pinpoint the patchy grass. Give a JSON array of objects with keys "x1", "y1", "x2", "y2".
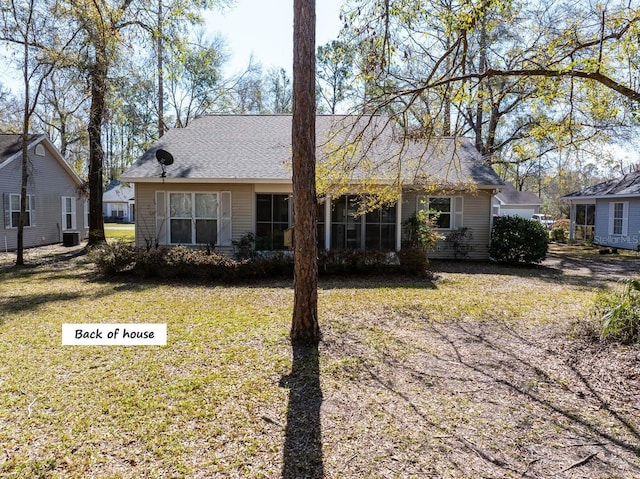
[
  {"x1": 105, "y1": 223, "x2": 135, "y2": 242},
  {"x1": 0, "y1": 245, "x2": 638, "y2": 478}
]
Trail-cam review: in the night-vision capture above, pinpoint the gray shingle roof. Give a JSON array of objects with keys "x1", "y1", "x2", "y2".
[
  {"x1": 122, "y1": 115, "x2": 504, "y2": 188},
  {"x1": 103, "y1": 180, "x2": 134, "y2": 202},
  {"x1": 495, "y1": 183, "x2": 542, "y2": 205},
  {"x1": 563, "y1": 170, "x2": 640, "y2": 198},
  {"x1": 0, "y1": 134, "x2": 42, "y2": 162}
]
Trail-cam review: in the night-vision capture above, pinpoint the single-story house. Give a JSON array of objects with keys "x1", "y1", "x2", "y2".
[
  {"x1": 1, "y1": 134, "x2": 89, "y2": 250},
  {"x1": 492, "y1": 182, "x2": 542, "y2": 219},
  {"x1": 103, "y1": 180, "x2": 135, "y2": 223},
  {"x1": 563, "y1": 169, "x2": 640, "y2": 250},
  {"x1": 121, "y1": 115, "x2": 505, "y2": 259}
]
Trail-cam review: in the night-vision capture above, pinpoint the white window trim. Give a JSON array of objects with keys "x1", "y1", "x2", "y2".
[
  {"x1": 6, "y1": 193, "x2": 35, "y2": 229},
  {"x1": 608, "y1": 201, "x2": 629, "y2": 236},
  {"x1": 167, "y1": 191, "x2": 220, "y2": 246},
  {"x1": 61, "y1": 196, "x2": 77, "y2": 231},
  {"x1": 417, "y1": 195, "x2": 463, "y2": 230}
]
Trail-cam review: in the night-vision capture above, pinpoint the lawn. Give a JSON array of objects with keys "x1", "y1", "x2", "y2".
[
  {"x1": 104, "y1": 223, "x2": 135, "y2": 242},
  {"x1": 0, "y1": 246, "x2": 638, "y2": 478}
]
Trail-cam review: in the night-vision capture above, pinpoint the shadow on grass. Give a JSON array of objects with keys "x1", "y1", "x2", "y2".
[
  {"x1": 0, "y1": 291, "x2": 83, "y2": 316},
  {"x1": 280, "y1": 342, "x2": 323, "y2": 479}
]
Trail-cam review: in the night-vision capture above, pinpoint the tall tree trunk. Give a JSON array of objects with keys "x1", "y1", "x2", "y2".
[
  {"x1": 17, "y1": 37, "x2": 30, "y2": 266},
  {"x1": 87, "y1": 57, "x2": 107, "y2": 246},
  {"x1": 157, "y1": 0, "x2": 165, "y2": 137},
  {"x1": 291, "y1": 0, "x2": 320, "y2": 344}
]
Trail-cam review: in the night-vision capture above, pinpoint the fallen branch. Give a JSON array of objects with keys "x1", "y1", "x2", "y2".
[
  {"x1": 27, "y1": 398, "x2": 37, "y2": 417},
  {"x1": 561, "y1": 452, "x2": 598, "y2": 473}
]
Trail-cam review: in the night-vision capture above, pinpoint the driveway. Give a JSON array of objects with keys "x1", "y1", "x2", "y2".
[{"x1": 543, "y1": 243, "x2": 639, "y2": 282}]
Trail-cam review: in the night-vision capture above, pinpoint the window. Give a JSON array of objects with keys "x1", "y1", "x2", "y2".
[
  {"x1": 84, "y1": 200, "x2": 90, "y2": 229},
  {"x1": 169, "y1": 192, "x2": 217, "y2": 245},
  {"x1": 608, "y1": 201, "x2": 628, "y2": 237},
  {"x1": 418, "y1": 197, "x2": 452, "y2": 229},
  {"x1": 330, "y1": 195, "x2": 397, "y2": 250},
  {"x1": 62, "y1": 196, "x2": 76, "y2": 230},
  {"x1": 256, "y1": 194, "x2": 290, "y2": 250},
  {"x1": 365, "y1": 204, "x2": 396, "y2": 250},
  {"x1": 317, "y1": 201, "x2": 326, "y2": 250},
  {"x1": 574, "y1": 203, "x2": 595, "y2": 241},
  {"x1": 6, "y1": 194, "x2": 34, "y2": 228},
  {"x1": 111, "y1": 204, "x2": 126, "y2": 218},
  {"x1": 331, "y1": 195, "x2": 362, "y2": 249}
]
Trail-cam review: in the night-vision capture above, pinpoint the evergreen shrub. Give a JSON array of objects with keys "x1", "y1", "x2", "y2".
[{"x1": 489, "y1": 216, "x2": 548, "y2": 264}]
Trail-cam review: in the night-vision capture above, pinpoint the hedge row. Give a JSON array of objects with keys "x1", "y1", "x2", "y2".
[{"x1": 88, "y1": 242, "x2": 430, "y2": 281}]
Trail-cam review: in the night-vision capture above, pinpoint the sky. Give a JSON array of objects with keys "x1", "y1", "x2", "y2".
[{"x1": 203, "y1": 0, "x2": 345, "y2": 75}]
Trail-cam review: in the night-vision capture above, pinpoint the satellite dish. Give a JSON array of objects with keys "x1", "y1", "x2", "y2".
[
  {"x1": 155, "y1": 149, "x2": 174, "y2": 166},
  {"x1": 155, "y1": 149, "x2": 174, "y2": 178}
]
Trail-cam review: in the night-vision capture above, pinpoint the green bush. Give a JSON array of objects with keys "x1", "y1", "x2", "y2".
[
  {"x1": 396, "y1": 247, "x2": 429, "y2": 275},
  {"x1": 489, "y1": 216, "x2": 548, "y2": 264},
  {"x1": 594, "y1": 279, "x2": 640, "y2": 344},
  {"x1": 88, "y1": 240, "x2": 136, "y2": 275},
  {"x1": 550, "y1": 219, "x2": 569, "y2": 243},
  {"x1": 402, "y1": 210, "x2": 443, "y2": 252}
]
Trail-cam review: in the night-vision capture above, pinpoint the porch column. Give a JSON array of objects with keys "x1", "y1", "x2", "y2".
[
  {"x1": 395, "y1": 191, "x2": 403, "y2": 251},
  {"x1": 569, "y1": 202, "x2": 575, "y2": 241},
  {"x1": 324, "y1": 194, "x2": 331, "y2": 250}
]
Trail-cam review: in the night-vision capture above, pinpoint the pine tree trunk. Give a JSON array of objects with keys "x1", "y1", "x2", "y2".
[
  {"x1": 291, "y1": 0, "x2": 320, "y2": 344},
  {"x1": 87, "y1": 58, "x2": 107, "y2": 246}
]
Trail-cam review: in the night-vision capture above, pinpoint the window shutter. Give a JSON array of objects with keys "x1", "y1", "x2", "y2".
[
  {"x1": 71, "y1": 198, "x2": 77, "y2": 230},
  {"x1": 29, "y1": 195, "x2": 36, "y2": 227},
  {"x1": 219, "y1": 191, "x2": 232, "y2": 246},
  {"x1": 622, "y1": 201, "x2": 629, "y2": 236},
  {"x1": 453, "y1": 196, "x2": 463, "y2": 229},
  {"x1": 4, "y1": 193, "x2": 10, "y2": 229},
  {"x1": 156, "y1": 191, "x2": 167, "y2": 245},
  {"x1": 61, "y1": 197, "x2": 66, "y2": 230},
  {"x1": 608, "y1": 202, "x2": 615, "y2": 235}
]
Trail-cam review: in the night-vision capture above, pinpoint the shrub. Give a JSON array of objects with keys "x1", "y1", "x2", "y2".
[
  {"x1": 317, "y1": 249, "x2": 396, "y2": 275},
  {"x1": 396, "y1": 247, "x2": 429, "y2": 275},
  {"x1": 593, "y1": 279, "x2": 640, "y2": 344},
  {"x1": 402, "y1": 210, "x2": 443, "y2": 252},
  {"x1": 550, "y1": 218, "x2": 570, "y2": 243},
  {"x1": 232, "y1": 233, "x2": 256, "y2": 260},
  {"x1": 88, "y1": 240, "x2": 136, "y2": 275},
  {"x1": 489, "y1": 216, "x2": 548, "y2": 265}
]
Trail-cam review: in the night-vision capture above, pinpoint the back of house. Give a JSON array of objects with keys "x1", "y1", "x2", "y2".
[{"x1": 122, "y1": 115, "x2": 505, "y2": 260}]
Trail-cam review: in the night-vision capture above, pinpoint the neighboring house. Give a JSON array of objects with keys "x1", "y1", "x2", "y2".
[
  {"x1": 103, "y1": 180, "x2": 135, "y2": 223},
  {"x1": 492, "y1": 183, "x2": 542, "y2": 219},
  {"x1": 1, "y1": 134, "x2": 88, "y2": 251},
  {"x1": 563, "y1": 169, "x2": 640, "y2": 250},
  {"x1": 121, "y1": 115, "x2": 505, "y2": 260}
]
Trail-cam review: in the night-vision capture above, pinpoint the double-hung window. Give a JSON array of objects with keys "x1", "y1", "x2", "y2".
[
  {"x1": 169, "y1": 192, "x2": 218, "y2": 245},
  {"x1": 609, "y1": 201, "x2": 629, "y2": 236},
  {"x1": 62, "y1": 197, "x2": 77, "y2": 230},
  {"x1": 6, "y1": 193, "x2": 35, "y2": 228}
]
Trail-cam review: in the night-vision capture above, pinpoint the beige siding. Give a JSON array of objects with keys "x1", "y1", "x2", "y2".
[
  {"x1": 134, "y1": 183, "x2": 255, "y2": 254},
  {"x1": 401, "y1": 189, "x2": 493, "y2": 260}
]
